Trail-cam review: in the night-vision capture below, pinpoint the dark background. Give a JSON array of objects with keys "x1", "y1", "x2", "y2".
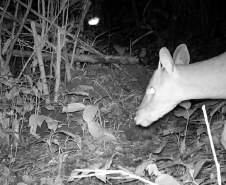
[{"x1": 91, "y1": 0, "x2": 226, "y2": 64}]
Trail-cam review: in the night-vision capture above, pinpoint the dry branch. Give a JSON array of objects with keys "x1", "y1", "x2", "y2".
[{"x1": 12, "y1": 50, "x2": 139, "y2": 65}]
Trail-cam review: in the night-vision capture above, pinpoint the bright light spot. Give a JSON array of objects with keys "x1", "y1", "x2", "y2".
[{"x1": 88, "y1": 17, "x2": 100, "y2": 25}]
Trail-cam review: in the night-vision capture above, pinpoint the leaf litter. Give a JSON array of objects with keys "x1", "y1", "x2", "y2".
[{"x1": 0, "y1": 64, "x2": 225, "y2": 185}]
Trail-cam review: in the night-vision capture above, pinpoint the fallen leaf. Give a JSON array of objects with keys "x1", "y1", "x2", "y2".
[
  {"x1": 62, "y1": 103, "x2": 86, "y2": 113},
  {"x1": 83, "y1": 105, "x2": 99, "y2": 122},
  {"x1": 155, "y1": 174, "x2": 180, "y2": 185},
  {"x1": 87, "y1": 121, "x2": 118, "y2": 142},
  {"x1": 135, "y1": 161, "x2": 149, "y2": 176},
  {"x1": 146, "y1": 163, "x2": 161, "y2": 176}
]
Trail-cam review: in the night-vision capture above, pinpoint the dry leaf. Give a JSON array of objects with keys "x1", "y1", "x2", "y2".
[
  {"x1": 87, "y1": 121, "x2": 117, "y2": 142},
  {"x1": 62, "y1": 103, "x2": 86, "y2": 113},
  {"x1": 146, "y1": 163, "x2": 161, "y2": 176},
  {"x1": 155, "y1": 174, "x2": 180, "y2": 185},
  {"x1": 113, "y1": 44, "x2": 128, "y2": 55},
  {"x1": 83, "y1": 105, "x2": 99, "y2": 122},
  {"x1": 135, "y1": 161, "x2": 149, "y2": 176}
]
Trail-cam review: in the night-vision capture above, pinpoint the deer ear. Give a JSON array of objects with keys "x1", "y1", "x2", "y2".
[
  {"x1": 173, "y1": 44, "x2": 190, "y2": 65},
  {"x1": 159, "y1": 47, "x2": 174, "y2": 74}
]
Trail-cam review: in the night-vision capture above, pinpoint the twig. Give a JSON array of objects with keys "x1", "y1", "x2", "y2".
[
  {"x1": 5, "y1": 0, "x2": 33, "y2": 67},
  {"x1": 69, "y1": 169, "x2": 158, "y2": 185},
  {"x1": 71, "y1": 0, "x2": 91, "y2": 67},
  {"x1": 202, "y1": 105, "x2": 221, "y2": 185}
]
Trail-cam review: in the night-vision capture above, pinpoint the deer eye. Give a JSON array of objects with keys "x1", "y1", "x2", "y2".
[{"x1": 147, "y1": 87, "x2": 155, "y2": 95}]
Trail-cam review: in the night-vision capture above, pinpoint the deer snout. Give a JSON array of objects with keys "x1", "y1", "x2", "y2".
[{"x1": 134, "y1": 110, "x2": 155, "y2": 127}]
